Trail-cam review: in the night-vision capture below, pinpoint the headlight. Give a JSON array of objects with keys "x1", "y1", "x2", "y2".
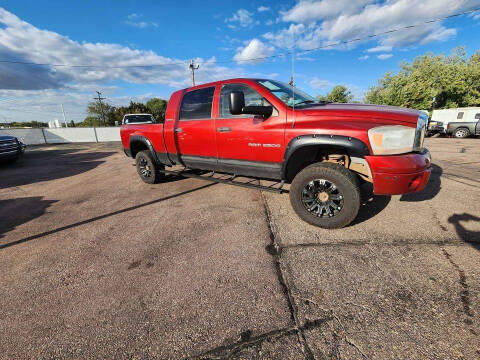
[{"x1": 368, "y1": 125, "x2": 416, "y2": 155}]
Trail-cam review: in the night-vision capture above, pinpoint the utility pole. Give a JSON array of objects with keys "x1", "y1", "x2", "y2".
[
  {"x1": 61, "y1": 104, "x2": 68, "y2": 127},
  {"x1": 189, "y1": 59, "x2": 199, "y2": 86},
  {"x1": 94, "y1": 91, "x2": 107, "y2": 127}
]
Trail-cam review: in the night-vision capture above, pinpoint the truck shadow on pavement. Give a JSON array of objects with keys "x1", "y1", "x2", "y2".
[
  {"x1": 350, "y1": 183, "x2": 391, "y2": 226},
  {"x1": 448, "y1": 213, "x2": 480, "y2": 244},
  {"x1": 400, "y1": 163, "x2": 442, "y2": 202},
  {"x1": 0, "y1": 148, "x2": 116, "y2": 189},
  {"x1": 0, "y1": 197, "x2": 58, "y2": 240},
  {"x1": 0, "y1": 183, "x2": 216, "y2": 250}
]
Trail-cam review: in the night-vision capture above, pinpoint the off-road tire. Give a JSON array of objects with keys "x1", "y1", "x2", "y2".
[
  {"x1": 135, "y1": 150, "x2": 164, "y2": 184},
  {"x1": 454, "y1": 128, "x2": 470, "y2": 138},
  {"x1": 289, "y1": 162, "x2": 360, "y2": 229}
]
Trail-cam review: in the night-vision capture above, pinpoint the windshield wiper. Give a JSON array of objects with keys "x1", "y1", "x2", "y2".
[
  {"x1": 295, "y1": 100, "x2": 316, "y2": 106},
  {"x1": 295, "y1": 100, "x2": 330, "y2": 106}
]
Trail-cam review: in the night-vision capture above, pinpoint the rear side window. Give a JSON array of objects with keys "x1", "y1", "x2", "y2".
[
  {"x1": 457, "y1": 112, "x2": 464, "y2": 119},
  {"x1": 179, "y1": 87, "x2": 215, "y2": 120}
]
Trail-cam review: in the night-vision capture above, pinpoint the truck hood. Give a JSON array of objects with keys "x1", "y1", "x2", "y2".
[{"x1": 299, "y1": 103, "x2": 421, "y2": 126}]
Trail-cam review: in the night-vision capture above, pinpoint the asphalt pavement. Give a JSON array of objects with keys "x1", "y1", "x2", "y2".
[{"x1": 0, "y1": 138, "x2": 479, "y2": 359}]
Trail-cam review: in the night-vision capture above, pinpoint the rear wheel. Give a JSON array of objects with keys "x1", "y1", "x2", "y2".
[
  {"x1": 289, "y1": 163, "x2": 360, "y2": 229},
  {"x1": 135, "y1": 150, "x2": 164, "y2": 184},
  {"x1": 454, "y1": 128, "x2": 470, "y2": 138}
]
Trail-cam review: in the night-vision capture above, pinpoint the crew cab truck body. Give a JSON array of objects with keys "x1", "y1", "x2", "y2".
[
  {"x1": 0, "y1": 135, "x2": 26, "y2": 163},
  {"x1": 121, "y1": 78, "x2": 431, "y2": 228},
  {"x1": 446, "y1": 116, "x2": 480, "y2": 138}
]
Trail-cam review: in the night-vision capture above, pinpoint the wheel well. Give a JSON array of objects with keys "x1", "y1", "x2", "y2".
[
  {"x1": 284, "y1": 146, "x2": 350, "y2": 182},
  {"x1": 130, "y1": 140, "x2": 149, "y2": 158}
]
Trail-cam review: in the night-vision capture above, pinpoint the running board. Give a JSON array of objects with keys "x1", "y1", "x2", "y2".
[{"x1": 159, "y1": 168, "x2": 288, "y2": 194}]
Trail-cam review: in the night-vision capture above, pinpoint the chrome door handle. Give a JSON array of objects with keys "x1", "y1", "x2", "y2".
[
  {"x1": 174, "y1": 128, "x2": 183, "y2": 133},
  {"x1": 217, "y1": 127, "x2": 231, "y2": 133}
]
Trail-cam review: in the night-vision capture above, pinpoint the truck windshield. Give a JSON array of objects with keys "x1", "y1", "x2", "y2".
[{"x1": 256, "y1": 80, "x2": 317, "y2": 107}]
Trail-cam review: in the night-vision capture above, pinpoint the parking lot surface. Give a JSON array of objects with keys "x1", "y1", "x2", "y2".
[{"x1": 1, "y1": 138, "x2": 479, "y2": 359}]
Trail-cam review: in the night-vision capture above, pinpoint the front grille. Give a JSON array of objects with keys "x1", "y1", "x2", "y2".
[
  {"x1": 0, "y1": 139, "x2": 19, "y2": 154},
  {"x1": 413, "y1": 114, "x2": 428, "y2": 152}
]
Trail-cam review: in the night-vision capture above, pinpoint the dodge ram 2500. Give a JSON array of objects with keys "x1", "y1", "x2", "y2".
[{"x1": 121, "y1": 78, "x2": 431, "y2": 228}]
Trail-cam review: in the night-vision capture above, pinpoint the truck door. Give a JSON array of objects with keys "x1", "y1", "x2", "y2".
[
  {"x1": 215, "y1": 83, "x2": 284, "y2": 179},
  {"x1": 174, "y1": 86, "x2": 217, "y2": 170},
  {"x1": 476, "y1": 113, "x2": 480, "y2": 135}
]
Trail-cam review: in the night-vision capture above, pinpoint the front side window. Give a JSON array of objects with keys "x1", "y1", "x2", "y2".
[
  {"x1": 475, "y1": 113, "x2": 480, "y2": 120},
  {"x1": 179, "y1": 87, "x2": 215, "y2": 120},
  {"x1": 457, "y1": 112, "x2": 464, "y2": 119},
  {"x1": 256, "y1": 79, "x2": 316, "y2": 107},
  {"x1": 220, "y1": 84, "x2": 275, "y2": 118}
]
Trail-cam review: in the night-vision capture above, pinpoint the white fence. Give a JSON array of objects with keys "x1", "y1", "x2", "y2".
[{"x1": 0, "y1": 127, "x2": 121, "y2": 145}]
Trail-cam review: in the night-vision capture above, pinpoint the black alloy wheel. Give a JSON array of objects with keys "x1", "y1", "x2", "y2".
[
  {"x1": 135, "y1": 150, "x2": 164, "y2": 184},
  {"x1": 290, "y1": 162, "x2": 360, "y2": 229},
  {"x1": 301, "y1": 178, "x2": 344, "y2": 218}
]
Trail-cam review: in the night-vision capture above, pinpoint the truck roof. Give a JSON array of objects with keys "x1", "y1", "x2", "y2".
[{"x1": 178, "y1": 78, "x2": 264, "y2": 93}]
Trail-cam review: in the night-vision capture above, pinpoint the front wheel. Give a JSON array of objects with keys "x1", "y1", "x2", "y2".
[
  {"x1": 135, "y1": 150, "x2": 164, "y2": 184},
  {"x1": 289, "y1": 163, "x2": 360, "y2": 229},
  {"x1": 454, "y1": 128, "x2": 470, "y2": 138}
]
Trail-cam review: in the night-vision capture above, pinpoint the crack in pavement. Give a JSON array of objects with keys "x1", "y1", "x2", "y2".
[
  {"x1": 441, "y1": 248, "x2": 476, "y2": 334},
  {"x1": 281, "y1": 239, "x2": 469, "y2": 249},
  {"x1": 261, "y1": 191, "x2": 316, "y2": 360},
  {"x1": 186, "y1": 317, "x2": 332, "y2": 359}
]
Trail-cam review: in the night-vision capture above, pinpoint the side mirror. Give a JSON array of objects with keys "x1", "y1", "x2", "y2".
[
  {"x1": 229, "y1": 91, "x2": 273, "y2": 119},
  {"x1": 229, "y1": 91, "x2": 245, "y2": 115}
]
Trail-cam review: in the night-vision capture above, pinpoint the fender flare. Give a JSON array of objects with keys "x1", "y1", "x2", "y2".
[
  {"x1": 129, "y1": 135, "x2": 161, "y2": 164},
  {"x1": 281, "y1": 134, "x2": 370, "y2": 180}
]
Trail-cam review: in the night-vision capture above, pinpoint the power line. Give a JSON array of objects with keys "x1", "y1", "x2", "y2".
[{"x1": 0, "y1": 8, "x2": 478, "y2": 68}]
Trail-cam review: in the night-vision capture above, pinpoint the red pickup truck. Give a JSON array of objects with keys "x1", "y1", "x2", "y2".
[{"x1": 121, "y1": 78, "x2": 431, "y2": 228}]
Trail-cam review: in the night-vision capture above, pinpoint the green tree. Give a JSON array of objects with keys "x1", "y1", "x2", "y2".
[
  {"x1": 77, "y1": 116, "x2": 102, "y2": 127},
  {"x1": 5, "y1": 121, "x2": 48, "y2": 128},
  {"x1": 86, "y1": 101, "x2": 114, "y2": 126},
  {"x1": 146, "y1": 98, "x2": 168, "y2": 121},
  {"x1": 317, "y1": 85, "x2": 354, "y2": 103},
  {"x1": 364, "y1": 47, "x2": 480, "y2": 110}
]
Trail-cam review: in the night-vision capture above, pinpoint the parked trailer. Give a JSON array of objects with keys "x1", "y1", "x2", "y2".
[{"x1": 431, "y1": 108, "x2": 480, "y2": 134}]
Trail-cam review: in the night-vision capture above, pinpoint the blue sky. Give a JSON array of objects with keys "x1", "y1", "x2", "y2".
[{"x1": 1, "y1": 0, "x2": 480, "y2": 123}]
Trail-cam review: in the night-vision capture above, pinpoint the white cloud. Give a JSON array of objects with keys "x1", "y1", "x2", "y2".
[
  {"x1": 366, "y1": 45, "x2": 393, "y2": 53},
  {"x1": 125, "y1": 13, "x2": 158, "y2": 28},
  {"x1": 233, "y1": 39, "x2": 275, "y2": 64},
  {"x1": 0, "y1": 8, "x2": 243, "y2": 122},
  {"x1": 258, "y1": 6, "x2": 271, "y2": 12},
  {"x1": 263, "y1": 23, "x2": 307, "y2": 49},
  {"x1": 268, "y1": 0, "x2": 479, "y2": 52},
  {"x1": 358, "y1": 55, "x2": 370, "y2": 60},
  {"x1": 0, "y1": 8, "x2": 240, "y2": 90},
  {"x1": 226, "y1": 9, "x2": 255, "y2": 28},
  {"x1": 281, "y1": 0, "x2": 373, "y2": 23},
  {"x1": 266, "y1": 19, "x2": 274, "y2": 26},
  {"x1": 309, "y1": 77, "x2": 331, "y2": 89},
  {"x1": 377, "y1": 54, "x2": 393, "y2": 60}
]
